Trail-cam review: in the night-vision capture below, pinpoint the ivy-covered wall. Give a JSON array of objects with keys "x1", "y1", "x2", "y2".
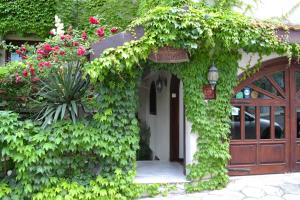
[
  {"x1": 0, "y1": 0, "x2": 139, "y2": 38},
  {"x1": 0, "y1": 0, "x2": 56, "y2": 37},
  {"x1": 86, "y1": 4, "x2": 300, "y2": 191}
]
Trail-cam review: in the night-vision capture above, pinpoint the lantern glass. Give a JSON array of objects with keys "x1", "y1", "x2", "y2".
[{"x1": 208, "y1": 64, "x2": 219, "y2": 89}]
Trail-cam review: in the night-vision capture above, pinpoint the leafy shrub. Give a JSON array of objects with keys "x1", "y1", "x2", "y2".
[{"x1": 37, "y1": 61, "x2": 90, "y2": 127}]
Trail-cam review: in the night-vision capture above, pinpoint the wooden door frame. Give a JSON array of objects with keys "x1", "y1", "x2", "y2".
[
  {"x1": 170, "y1": 75, "x2": 181, "y2": 162},
  {"x1": 290, "y1": 61, "x2": 300, "y2": 171},
  {"x1": 229, "y1": 57, "x2": 292, "y2": 175}
]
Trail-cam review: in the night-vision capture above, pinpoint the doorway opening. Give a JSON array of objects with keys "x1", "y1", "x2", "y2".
[{"x1": 136, "y1": 71, "x2": 186, "y2": 183}]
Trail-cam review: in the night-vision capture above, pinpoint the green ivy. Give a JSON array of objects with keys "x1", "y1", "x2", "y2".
[
  {"x1": 0, "y1": 0, "x2": 56, "y2": 37},
  {"x1": 86, "y1": 4, "x2": 300, "y2": 192},
  {"x1": 0, "y1": 0, "x2": 139, "y2": 38},
  {"x1": 56, "y1": 0, "x2": 139, "y2": 30}
]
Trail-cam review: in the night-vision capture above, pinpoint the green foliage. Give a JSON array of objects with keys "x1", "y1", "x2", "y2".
[
  {"x1": 137, "y1": 0, "x2": 190, "y2": 16},
  {"x1": 0, "y1": 74, "x2": 140, "y2": 198},
  {"x1": 33, "y1": 170, "x2": 144, "y2": 200},
  {"x1": 0, "y1": 0, "x2": 56, "y2": 37},
  {"x1": 0, "y1": 0, "x2": 138, "y2": 38},
  {"x1": 86, "y1": 4, "x2": 300, "y2": 192},
  {"x1": 53, "y1": 0, "x2": 139, "y2": 31},
  {"x1": 37, "y1": 61, "x2": 90, "y2": 127},
  {"x1": 0, "y1": 183, "x2": 11, "y2": 198}
]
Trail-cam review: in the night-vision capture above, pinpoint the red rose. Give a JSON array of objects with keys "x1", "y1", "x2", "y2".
[
  {"x1": 21, "y1": 55, "x2": 28, "y2": 60},
  {"x1": 20, "y1": 45, "x2": 27, "y2": 53},
  {"x1": 43, "y1": 43, "x2": 52, "y2": 53},
  {"x1": 89, "y1": 16, "x2": 99, "y2": 25},
  {"x1": 59, "y1": 51, "x2": 65, "y2": 56},
  {"x1": 16, "y1": 49, "x2": 22, "y2": 55},
  {"x1": 37, "y1": 49, "x2": 45, "y2": 55},
  {"x1": 96, "y1": 27, "x2": 105, "y2": 38},
  {"x1": 31, "y1": 77, "x2": 40, "y2": 83},
  {"x1": 22, "y1": 70, "x2": 28, "y2": 77},
  {"x1": 60, "y1": 35, "x2": 65, "y2": 40},
  {"x1": 44, "y1": 61, "x2": 51, "y2": 68},
  {"x1": 72, "y1": 41, "x2": 79, "y2": 46},
  {"x1": 15, "y1": 73, "x2": 22, "y2": 83},
  {"x1": 29, "y1": 66, "x2": 35, "y2": 76},
  {"x1": 77, "y1": 46, "x2": 86, "y2": 56},
  {"x1": 111, "y1": 27, "x2": 118, "y2": 34},
  {"x1": 53, "y1": 46, "x2": 60, "y2": 51},
  {"x1": 81, "y1": 31, "x2": 88, "y2": 40}
]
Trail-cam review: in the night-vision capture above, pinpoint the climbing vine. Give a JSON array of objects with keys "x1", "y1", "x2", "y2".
[
  {"x1": 86, "y1": 4, "x2": 300, "y2": 191},
  {"x1": 1, "y1": 1, "x2": 300, "y2": 198}
]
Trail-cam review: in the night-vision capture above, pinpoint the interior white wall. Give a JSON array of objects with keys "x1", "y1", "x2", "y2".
[{"x1": 138, "y1": 71, "x2": 185, "y2": 161}]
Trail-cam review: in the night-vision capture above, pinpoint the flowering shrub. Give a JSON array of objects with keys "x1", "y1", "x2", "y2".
[{"x1": 1, "y1": 16, "x2": 119, "y2": 125}]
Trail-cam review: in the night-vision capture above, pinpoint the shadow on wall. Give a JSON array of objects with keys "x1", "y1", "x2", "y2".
[{"x1": 136, "y1": 120, "x2": 154, "y2": 160}]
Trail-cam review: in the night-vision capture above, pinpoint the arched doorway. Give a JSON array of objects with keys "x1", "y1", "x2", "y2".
[{"x1": 229, "y1": 57, "x2": 300, "y2": 175}]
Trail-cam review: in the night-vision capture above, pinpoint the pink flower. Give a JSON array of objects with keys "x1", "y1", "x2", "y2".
[
  {"x1": 49, "y1": 30, "x2": 55, "y2": 35},
  {"x1": 59, "y1": 51, "x2": 65, "y2": 56},
  {"x1": 16, "y1": 49, "x2": 22, "y2": 55},
  {"x1": 37, "y1": 49, "x2": 45, "y2": 55},
  {"x1": 21, "y1": 55, "x2": 28, "y2": 60},
  {"x1": 29, "y1": 66, "x2": 35, "y2": 76},
  {"x1": 72, "y1": 41, "x2": 79, "y2": 46},
  {"x1": 44, "y1": 61, "x2": 51, "y2": 68},
  {"x1": 53, "y1": 46, "x2": 60, "y2": 51},
  {"x1": 15, "y1": 73, "x2": 22, "y2": 83},
  {"x1": 22, "y1": 70, "x2": 28, "y2": 77},
  {"x1": 77, "y1": 46, "x2": 86, "y2": 56},
  {"x1": 20, "y1": 45, "x2": 27, "y2": 53},
  {"x1": 81, "y1": 31, "x2": 87, "y2": 40},
  {"x1": 60, "y1": 35, "x2": 65, "y2": 40},
  {"x1": 89, "y1": 16, "x2": 99, "y2": 24},
  {"x1": 96, "y1": 27, "x2": 105, "y2": 38},
  {"x1": 31, "y1": 77, "x2": 40, "y2": 83},
  {"x1": 43, "y1": 43, "x2": 52, "y2": 53},
  {"x1": 111, "y1": 27, "x2": 118, "y2": 34}
]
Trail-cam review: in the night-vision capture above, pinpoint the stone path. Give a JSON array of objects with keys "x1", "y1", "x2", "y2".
[{"x1": 141, "y1": 173, "x2": 300, "y2": 200}]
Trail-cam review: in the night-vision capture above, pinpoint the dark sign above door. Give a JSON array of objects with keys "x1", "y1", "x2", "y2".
[{"x1": 148, "y1": 46, "x2": 189, "y2": 63}]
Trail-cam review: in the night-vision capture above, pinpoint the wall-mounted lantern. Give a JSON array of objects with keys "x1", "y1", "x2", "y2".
[
  {"x1": 208, "y1": 63, "x2": 219, "y2": 90},
  {"x1": 203, "y1": 63, "x2": 219, "y2": 100},
  {"x1": 156, "y1": 75, "x2": 167, "y2": 93}
]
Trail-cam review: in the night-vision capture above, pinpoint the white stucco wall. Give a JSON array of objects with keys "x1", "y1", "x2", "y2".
[
  {"x1": 138, "y1": 71, "x2": 185, "y2": 161},
  {"x1": 238, "y1": 51, "x2": 281, "y2": 75}
]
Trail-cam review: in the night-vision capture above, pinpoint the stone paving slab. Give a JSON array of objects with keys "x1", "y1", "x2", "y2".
[{"x1": 140, "y1": 173, "x2": 300, "y2": 200}]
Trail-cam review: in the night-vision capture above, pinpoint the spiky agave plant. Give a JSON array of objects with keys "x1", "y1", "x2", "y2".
[{"x1": 37, "y1": 61, "x2": 90, "y2": 128}]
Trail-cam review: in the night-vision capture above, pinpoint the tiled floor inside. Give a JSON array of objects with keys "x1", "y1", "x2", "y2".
[{"x1": 134, "y1": 161, "x2": 187, "y2": 184}]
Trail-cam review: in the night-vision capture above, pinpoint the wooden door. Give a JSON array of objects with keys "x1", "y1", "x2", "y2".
[
  {"x1": 170, "y1": 75, "x2": 180, "y2": 161},
  {"x1": 291, "y1": 61, "x2": 300, "y2": 171},
  {"x1": 229, "y1": 58, "x2": 292, "y2": 175}
]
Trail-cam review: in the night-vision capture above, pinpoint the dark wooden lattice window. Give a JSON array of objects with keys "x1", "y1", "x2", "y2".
[{"x1": 150, "y1": 81, "x2": 157, "y2": 115}]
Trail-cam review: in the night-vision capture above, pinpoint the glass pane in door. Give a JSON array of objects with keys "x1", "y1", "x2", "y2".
[
  {"x1": 272, "y1": 71, "x2": 285, "y2": 91},
  {"x1": 275, "y1": 107, "x2": 285, "y2": 139},
  {"x1": 297, "y1": 106, "x2": 300, "y2": 139},
  {"x1": 254, "y1": 77, "x2": 282, "y2": 98},
  {"x1": 231, "y1": 106, "x2": 241, "y2": 139},
  {"x1": 245, "y1": 106, "x2": 256, "y2": 139},
  {"x1": 260, "y1": 106, "x2": 271, "y2": 139},
  {"x1": 296, "y1": 72, "x2": 300, "y2": 97}
]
